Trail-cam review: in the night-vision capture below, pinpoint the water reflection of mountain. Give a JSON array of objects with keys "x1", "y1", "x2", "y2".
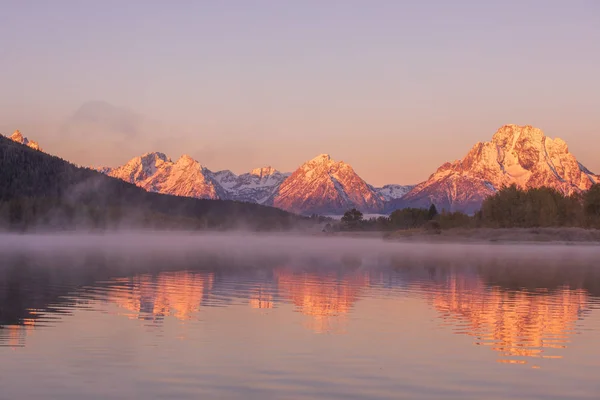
[
  {"x1": 274, "y1": 267, "x2": 370, "y2": 333},
  {"x1": 1, "y1": 253, "x2": 599, "y2": 352},
  {"x1": 106, "y1": 272, "x2": 214, "y2": 322},
  {"x1": 423, "y1": 273, "x2": 589, "y2": 364},
  {"x1": 389, "y1": 260, "x2": 600, "y2": 365}
]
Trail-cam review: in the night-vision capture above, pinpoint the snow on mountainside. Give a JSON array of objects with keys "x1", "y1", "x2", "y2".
[
  {"x1": 104, "y1": 152, "x2": 289, "y2": 203},
  {"x1": 213, "y1": 167, "x2": 290, "y2": 203},
  {"x1": 107, "y1": 152, "x2": 226, "y2": 200},
  {"x1": 266, "y1": 154, "x2": 386, "y2": 215},
  {"x1": 102, "y1": 151, "x2": 412, "y2": 214},
  {"x1": 394, "y1": 124, "x2": 599, "y2": 214},
  {"x1": 8, "y1": 130, "x2": 42, "y2": 151},
  {"x1": 375, "y1": 184, "x2": 415, "y2": 201}
]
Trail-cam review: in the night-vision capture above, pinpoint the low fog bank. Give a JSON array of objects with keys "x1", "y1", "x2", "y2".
[{"x1": 1, "y1": 231, "x2": 599, "y2": 265}]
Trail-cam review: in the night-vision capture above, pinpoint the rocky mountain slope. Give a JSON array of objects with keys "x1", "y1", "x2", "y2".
[
  {"x1": 8, "y1": 130, "x2": 42, "y2": 151},
  {"x1": 266, "y1": 154, "x2": 386, "y2": 215},
  {"x1": 106, "y1": 153, "x2": 289, "y2": 203},
  {"x1": 213, "y1": 167, "x2": 290, "y2": 204},
  {"x1": 375, "y1": 184, "x2": 415, "y2": 201},
  {"x1": 393, "y1": 124, "x2": 599, "y2": 213},
  {"x1": 107, "y1": 152, "x2": 227, "y2": 200}
]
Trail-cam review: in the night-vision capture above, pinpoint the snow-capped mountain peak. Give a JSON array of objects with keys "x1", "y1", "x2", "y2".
[
  {"x1": 108, "y1": 152, "x2": 170, "y2": 184},
  {"x1": 176, "y1": 154, "x2": 198, "y2": 167},
  {"x1": 107, "y1": 152, "x2": 224, "y2": 199},
  {"x1": 212, "y1": 170, "x2": 238, "y2": 188},
  {"x1": 267, "y1": 154, "x2": 385, "y2": 215},
  {"x1": 310, "y1": 153, "x2": 332, "y2": 162}
]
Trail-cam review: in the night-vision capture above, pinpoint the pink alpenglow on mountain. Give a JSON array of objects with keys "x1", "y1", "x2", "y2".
[
  {"x1": 266, "y1": 154, "x2": 385, "y2": 215},
  {"x1": 396, "y1": 125, "x2": 599, "y2": 214},
  {"x1": 104, "y1": 152, "x2": 289, "y2": 203},
  {"x1": 107, "y1": 152, "x2": 225, "y2": 200},
  {"x1": 9, "y1": 130, "x2": 42, "y2": 151},
  {"x1": 101, "y1": 151, "x2": 410, "y2": 214}
]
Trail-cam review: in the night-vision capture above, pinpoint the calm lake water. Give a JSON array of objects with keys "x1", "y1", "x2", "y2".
[{"x1": 1, "y1": 235, "x2": 599, "y2": 399}]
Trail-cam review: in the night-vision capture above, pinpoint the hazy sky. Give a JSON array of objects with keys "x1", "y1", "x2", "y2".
[{"x1": 1, "y1": 0, "x2": 599, "y2": 185}]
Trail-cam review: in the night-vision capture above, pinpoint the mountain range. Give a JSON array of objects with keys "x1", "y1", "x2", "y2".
[
  {"x1": 101, "y1": 150, "x2": 413, "y2": 215},
  {"x1": 7, "y1": 125, "x2": 599, "y2": 215}
]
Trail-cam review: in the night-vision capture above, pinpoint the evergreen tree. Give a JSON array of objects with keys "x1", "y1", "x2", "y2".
[
  {"x1": 428, "y1": 204, "x2": 439, "y2": 220},
  {"x1": 584, "y1": 184, "x2": 600, "y2": 217},
  {"x1": 341, "y1": 208, "x2": 363, "y2": 230},
  {"x1": 341, "y1": 208, "x2": 363, "y2": 223}
]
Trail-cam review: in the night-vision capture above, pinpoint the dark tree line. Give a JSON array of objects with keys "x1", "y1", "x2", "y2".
[
  {"x1": 337, "y1": 184, "x2": 600, "y2": 232},
  {"x1": 478, "y1": 184, "x2": 600, "y2": 228},
  {"x1": 339, "y1": 205, "x2": 446, "y2": 231}
]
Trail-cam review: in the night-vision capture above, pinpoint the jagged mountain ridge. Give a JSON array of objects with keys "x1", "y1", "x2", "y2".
[
  {"x1": 375, "y1": 184, "x2": 416, "y2": 202},
  {"x1": 107, "y1": 152, "x2": 228, "y2": 200},
  {"x1": 394, "y1": 124, "x2": 599, "y2": 214},
  {"x1": 105, "y1": 152, "x2": 291, "y2": 204},
  {"x1": 104, "y1": 151, "x2": 406, "y2": 214},
  {"x1": 9, "y1": 130, "x2": 42, "y2": 151},
  {"x1": 10, "y1": 124, "x2": 596, "y2": 216},
  {"x1": 213, "y1": 167, "x2": 291, "y2": 204}
]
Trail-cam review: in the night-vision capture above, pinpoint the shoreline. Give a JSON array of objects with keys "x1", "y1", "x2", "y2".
[{"x1": 320, "y1": 227, "x2": 600, "y2": 245}]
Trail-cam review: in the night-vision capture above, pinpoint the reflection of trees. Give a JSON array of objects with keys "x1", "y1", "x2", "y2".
[
  {"x1": 249, "y1": 287, "x2": 274, "y2": 309},
  {"x1": 0, "y1": 318, "x2": 35, "y2": 348},
  {"x1": 274, "y1": 267, "x2": 369, "y2": 334}
]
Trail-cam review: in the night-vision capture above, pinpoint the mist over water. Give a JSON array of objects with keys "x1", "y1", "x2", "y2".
[
  {"x1": 2, "y1": 231, "x2": 600, "y2": 261},
  {"x1": 1, "y1": 233, "x2": 600, "y2": 399}
]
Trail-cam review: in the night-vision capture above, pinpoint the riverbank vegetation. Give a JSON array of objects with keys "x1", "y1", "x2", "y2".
[{"x1": 335, "y1": 184, "x2": 600, "y2": 233}]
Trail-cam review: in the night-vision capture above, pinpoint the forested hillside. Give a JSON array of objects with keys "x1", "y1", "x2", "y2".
[{"x1": 0, "y1": 136, "x2": 300, "y2": 231}]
